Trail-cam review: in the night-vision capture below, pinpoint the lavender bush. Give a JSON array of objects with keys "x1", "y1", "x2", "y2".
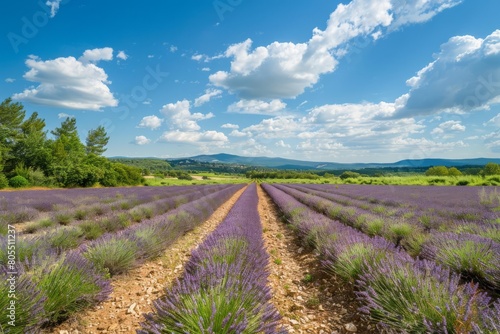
[
  {"x1": 421, "y1": 233, "x2": 500, "y2": 291},
  {"x1": 0, "y1": 268, "x2": 46, "y2": 333},
  {"x1": 31, "y1": 251, "x2": 111, "y2": 324}
]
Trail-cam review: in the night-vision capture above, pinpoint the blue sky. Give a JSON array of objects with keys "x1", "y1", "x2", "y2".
[{"x1": 1, "y1": 0, "x2": 499, "y2": 163}]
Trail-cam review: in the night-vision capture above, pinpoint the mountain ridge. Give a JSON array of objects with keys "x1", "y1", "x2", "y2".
[{"x1": 166, "y1": 153, "x2": 500, "y2": 170}]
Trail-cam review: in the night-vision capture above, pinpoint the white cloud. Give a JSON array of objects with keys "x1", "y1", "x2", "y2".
[
  {"x1": 221, "y1": 123, "x2": 239, "y2": 129},
  {"x1": 46, "y1": 0, "x2": 62, "y2": 18},
  {"x1": 79, "y1": 47, "x2": 114, "y2": 64},
  {"x1": 135, "y1": 135, "x2": 151, "y2": 145},
  {"x1": 159, "y1": 130, "x2": 228, "y2": 145},
  {"x1": 194, "y1": 89, "x2": 222, "y2": 107},
  {"x1": 57, "y1": 112, "x2": 74, "y2": 119},
  {"x1": 138, "y1": 115, "x2": 163, "y2": 130},
  {"x1": 202, "y1": 67, "x2": 211, "y2": 72},
  {"x1": 392, "y1": 30, "x2": 500, "y2": 118},
  {"x1": 431, "y1": 120, "x2": 466, "y2": 135},
  {"x1": 170, "y1": 46, "x2": 178, "y2": 53},
  {"x1": 5, "y1": 78, "x2": 15, "y2": 83},
  {"x1": 160, "y1": 100, "x2": 214, "y2": 131},
  {"x1": 210, "y1": 0, "x2": 460, "y2": 99},
  {"x1": 276, "y1": 140, "x2": 291, "y2": 148},
  {"x1": 117, "y1": 51, "x2": 128, "y2": 60},
  {"x1": 143, "y1": 98, "x2": 152, "y2": 105},
  {"x1": 192, "y1": 54, "x2": 204, "y2": 61},
  {"x1": 227, "y1": 99, "x2": 286, "y2": 115},
  {"x1": 147, "y1": 55, "x2": 155, "y2": 58},
  {"x1": 13, "y1": 50, "x2": 118, "y2": 111},
  {"x1": 485, "y1": 113, "x2": 500, "y2": 127},
  {"x1": 229, "y1": 130, "x2": 250, "y2": 137},
  {"x1": 240, "y1": 138, "x2": 272, "y2": 156},
  {"x1": 242, "y1": 116, "x2": 303, "y2": 139}
]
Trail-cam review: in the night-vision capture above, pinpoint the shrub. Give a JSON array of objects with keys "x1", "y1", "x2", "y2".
[
  {"x1": 33, "y1": 252, "x2": 111, "y2": 323},
  {"x1": 0, "y1": 271, "x2": 46, "y2": 333},
  {"x1": 80, "y1": 221, "x2": 105, "y2": 240},
  {"x1": 47, "y1": 227, "x2": 83, "y2": 251},
  {"x1": 54, "y1": 211, "x2": 73, "y2": 225},
  {"x1": 357, "y1": 256, "x2": 491, "y2": 333},
  {"x1": 0, "y1": 173, "x2": 8, "y2": 189},
  {"x1": 83, "y1": 237, "x2": 139, "y2": 276},
  {"x1": 388, "y1": 222, "x2": 412, "y2": 247},
  {"x1": 9, "y1": 175, "x2": 30, "y2": 188},
  {"x1": 339, "y1": 171, "x2": 361, "y2": 180}
]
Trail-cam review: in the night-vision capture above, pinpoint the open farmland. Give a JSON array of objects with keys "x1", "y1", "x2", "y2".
[{"x1": 1, "y1": 183, "x2": 499, "y2": 333}]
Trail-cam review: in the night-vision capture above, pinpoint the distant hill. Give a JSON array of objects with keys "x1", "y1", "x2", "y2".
[{"x1": 168, "y1": 153, "x2": 500, "y2": 170}]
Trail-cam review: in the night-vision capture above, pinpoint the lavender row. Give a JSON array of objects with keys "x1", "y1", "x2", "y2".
[
  {"x1": 286, "y1": 183, "x2": 500, "y2": 246},
  {"x1": 263, "y1": 184, "x2": 500, "y2": 333},
  {"x1": 274, "y1": 184, "x2": 500, "y2": 291},
  {"x1": 19, "y1": 185, "x2": 222, "y2": 236},
  {"x1": 140, "y1": 184, "x2": 285, "y2": 334},
  {"x1": 0, "y1": 184, "x2": 244, "y2": 333},
  {"x1": 0, "y1": 185, "x2": 233, "y2": 264},
  {"x1": 0, "y1": 185, "x2": 203, "y2": 228},
  {"x1": 299, "y1": 184, "x2": 499, "y2": 224}
]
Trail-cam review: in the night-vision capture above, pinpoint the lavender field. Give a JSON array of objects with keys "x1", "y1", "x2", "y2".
[
  {"x1": 263, "y1": 183, "x2": 500, "y2": 333},
  {"x1": 1, "y1": 183, "x2": 500, "y2": 333}
]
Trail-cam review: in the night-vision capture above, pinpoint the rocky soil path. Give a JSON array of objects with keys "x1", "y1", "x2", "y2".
[
  {"x1": 258, "y1": 184, "x2": 374, "y2": 334},
  {"x1": 47, "y1": 186, "x2": 247, "y2": 334}
]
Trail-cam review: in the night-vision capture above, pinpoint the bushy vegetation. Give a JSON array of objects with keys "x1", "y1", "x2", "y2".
[
  {"x1": 8, "y1": 175, "x2": 29, "y2": 188},
  {"x1": 246, "y1": 170, "x2": 320, "y2": 179},
  {"x1": 0, "y1": 98, "x2": 143, "y2": 188}
]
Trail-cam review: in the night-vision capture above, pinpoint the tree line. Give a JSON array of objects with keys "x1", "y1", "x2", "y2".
[{"x1": 0, "y1": 98, "x2": 142, "y2": 188}]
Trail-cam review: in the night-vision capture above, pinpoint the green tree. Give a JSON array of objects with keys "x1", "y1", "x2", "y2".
[
  {"x1": 0, "y1": 98, "x2": 26, "y2": 170},
  {"x1": 86, "y1": 126, "x2": 109, "y2": 156},
  {"x1": 447, "y1": 167, "x2": 463, "y2": 176},
  {"x1": 50, "y1": 117, "x2": 85, "y2": 161},
  {"x1": 10, "y1": 112, "x2": 51, "y2": 172},
  {"x1": 339, "y1": 171, "x2": 361, "y2": 179},
  {"x1": 425, "y1": 166, "x2": 449, "y2": 176},
  {"x1": 483, "y1": 162, "x2": 500, "y2": 176}
]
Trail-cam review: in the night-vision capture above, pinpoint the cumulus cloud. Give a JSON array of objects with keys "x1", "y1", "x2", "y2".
[
  {"x1": 5, "y1": 78, "x2": 15, "y2": 83},
  {"x1": 79, "y1": 47, "x2": 114, "y2": 64},
  {"x1": 227, "y1": 99, "x2": 286, "y2": 115},
  {"x1": 392, "y1": 30, "x2": 500, "y2": 118},
  {"x1": 57, "y1": 112, "x2": 74, "y2": 119},
  {"x1": 13, "y1": 51, "x2": 118, "y2": 111},
  {"x1": 138, "y1": 115, "x2": 163, "y2": 130},
  {"x1": 117, "y1": 51, "x2": 128, "y2": 60},
  {"x1": 221, "y1": 123, "x2": 239, "y2": 129},
  {"x1": 157, "y1": 100, "x2": 226, "y2": 145},
  {"x1": 135, "y1": 135, "x2": 151, "y2": 145},
  {"x1": 170, "y1": 46, "x2": 178, "y2": 53},
  {"x1": 194, "y1": 89, "x2": 222, "y2": 107},
  {"x1": 276, "y1": 140, "x2": 291, "y2": 148},
  {"x1": 431, "y1": 120, "x2": 466, "y2": 135},
  {"x1": 210, "y1": 0, "x2": 460, "y2": 99},
  {"x1": 160, "y1": 100, "x2": 214, "y2": 131},
  {"x1": 229, "y1": 130, "x2": 250, "y2": 137},
  {"x1": 159, "y1": 130, "x2": 228, "y2": 145},
  {"x1": 192, "y1": 54, "x2": 204, "y2": 61},
  {"x1": 46, "y1": 0, "x2": 62, "y2": 18}
]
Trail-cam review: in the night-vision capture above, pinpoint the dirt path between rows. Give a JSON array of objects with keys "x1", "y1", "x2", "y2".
[
  {"x1": 47, "y1": 186, "x2": 247, "y2": 334},
  {"x1": 257, "y1": 184, "x2": 374, "y2": 334}
]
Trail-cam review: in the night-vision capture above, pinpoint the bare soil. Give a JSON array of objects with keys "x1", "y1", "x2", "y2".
[{"x1": 257, "y1": 184, "x2": 374, "y2": 334}]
